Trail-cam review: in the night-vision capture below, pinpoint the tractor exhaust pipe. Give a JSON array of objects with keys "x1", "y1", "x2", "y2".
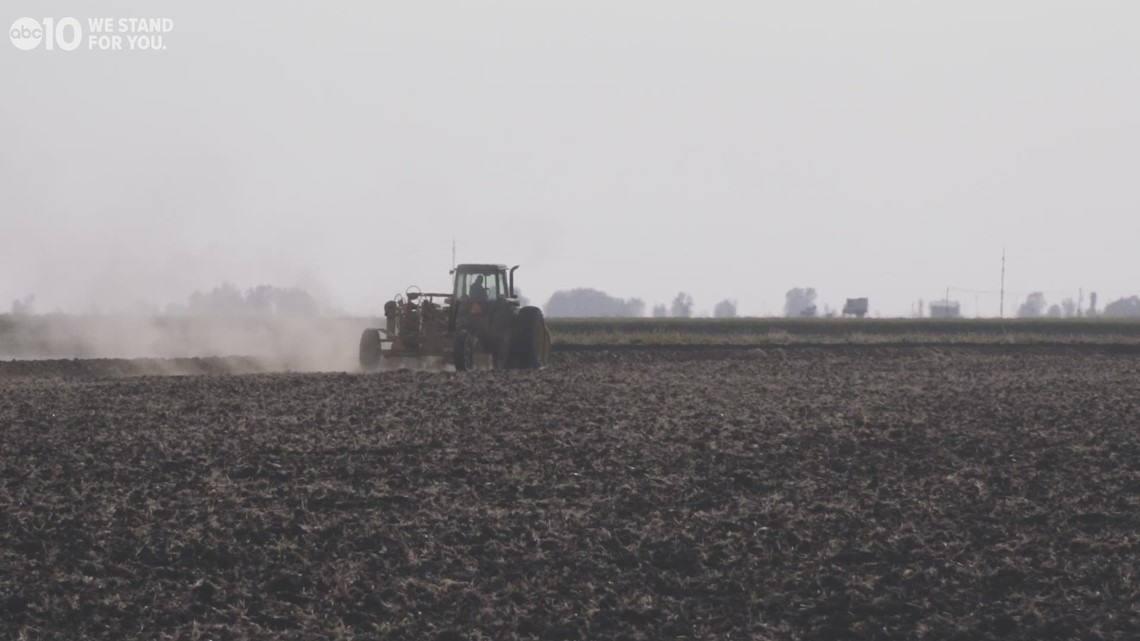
[{"x1": 509, "y1": 265, "x2": 519, "y2": 298}]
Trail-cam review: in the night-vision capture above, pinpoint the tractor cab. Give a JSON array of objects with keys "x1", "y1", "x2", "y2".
[
  {"x1": 451, "y1": 264, "x2": 518, "y2": 303},
  {"x1": 447, "y1": 264, "x2": 524, "y2": 367}
]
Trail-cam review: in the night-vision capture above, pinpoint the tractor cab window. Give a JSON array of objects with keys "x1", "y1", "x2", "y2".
[{"x1": 457, "y1": 272, "x2": 501, "y2": 302}]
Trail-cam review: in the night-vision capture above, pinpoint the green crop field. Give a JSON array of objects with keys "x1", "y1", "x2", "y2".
[{"x1": 546, "y1": 317, "x2": 1140, "y2": 346}]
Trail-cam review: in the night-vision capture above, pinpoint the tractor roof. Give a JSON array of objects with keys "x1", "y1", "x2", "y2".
[{"x1": 455, "y1": 263, "x2": 507, "y2": 273}]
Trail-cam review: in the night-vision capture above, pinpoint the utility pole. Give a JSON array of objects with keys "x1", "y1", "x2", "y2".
[{"x1": 1000, "y1": 248, "x2": 1006, "y2": 319}]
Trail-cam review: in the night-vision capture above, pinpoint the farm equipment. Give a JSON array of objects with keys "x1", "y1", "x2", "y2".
[{"x1": 359, "y1": 264, "x2": 551, "y2": 371}]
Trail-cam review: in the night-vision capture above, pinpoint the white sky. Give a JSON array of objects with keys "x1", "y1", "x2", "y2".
[{"x1": 2, "y1": 1, "x2": 1138, "y2": 317}]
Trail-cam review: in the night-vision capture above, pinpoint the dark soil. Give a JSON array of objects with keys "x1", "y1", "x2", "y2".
[{"x1": 1, "y1": 347, "x2": 1137, "y2": 640}]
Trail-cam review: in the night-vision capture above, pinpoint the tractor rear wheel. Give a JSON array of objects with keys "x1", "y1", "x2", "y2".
[
  {"x1": 509, "y1": 306, "x2": 550, "y2": 369},
  {"x1": 359, "y1": 329, "x2": 383, "y2": 371},
  {"x1": 453, "y1": 330, "x2": 479, "y2": 372}
]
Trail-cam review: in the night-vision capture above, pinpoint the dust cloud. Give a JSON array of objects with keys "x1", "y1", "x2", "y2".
[{"x1": 0, "y1": 315, "x2": 374, "y2": 373}]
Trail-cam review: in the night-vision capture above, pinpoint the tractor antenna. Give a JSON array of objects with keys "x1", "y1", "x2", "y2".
[{"x1": 451, "y1": 238, "x2": 456, "y2": 270}]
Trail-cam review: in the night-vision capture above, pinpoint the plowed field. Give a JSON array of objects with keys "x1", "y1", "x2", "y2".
[{"x1": 2, "y1": 347, "x2": 1138, "y2": 640}]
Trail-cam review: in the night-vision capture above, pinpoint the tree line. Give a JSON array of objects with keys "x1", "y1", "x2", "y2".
[
  {"x1": 1014, "y1": 291, "x2": 1140, "y2": 318},
  {"x1": 544, "y1": 289, "x2": 738, "y2": 318},
  {"x1": 11, "y1": 285, "x2": 1140, "y2": 319},
  {"x1": 7, "y1": 285, "x2": 322, "y2": 317},
  {"x1": 540, "y1": 287, "x2": 1140, "y2": 318}
]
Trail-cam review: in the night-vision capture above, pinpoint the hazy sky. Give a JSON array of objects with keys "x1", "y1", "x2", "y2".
[{"x1": 3, "y1": 1, "x2": 1138, "y2": 317}]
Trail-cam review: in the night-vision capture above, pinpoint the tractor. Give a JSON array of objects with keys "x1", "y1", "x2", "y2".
[{"x1": 359, "y1": 264, "x2": 551, "y2": 371}]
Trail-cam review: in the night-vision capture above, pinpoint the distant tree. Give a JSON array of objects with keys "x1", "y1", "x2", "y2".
[
  {"x1": 244, "y1": 285, "x2": 275, "y2": 314},
  {"x1": 268, "y1": 286, "x2": 320, "y2": 316},
  {"x1": 129, "y1": 299, "x2": 158, "y2": 315},
  {"x1": 10, "y1": 295, "x2": 35, "y2": 315},
  {"x1": 1088, "y1": 292, "x2": 1098, "y2": 317},
  {"x1": 1103, "y1": 296, "x2": 1140, "y2": 318},
  {"x1": 544, "y1": 288, "x2": 644, "y2": 317},
  {"x1": 784, "y1": 288, "x2": 817, "y2": 318},
  {"x1": 189, "y1": 283, "x2": 244, "y2": 315},
  {"x1": 800, "y1": 304, "x2": 818, "y2": 318},
  {"x1": 1017, "y1": 292, "x2": 1047, "y2": 318},
  {"x1": 713, "y1": 299, "x2": 737, "y2": 318},
  {"x1": 1061, "y1": 298, "x2": 1077, "y2": 318},
  {"x1": 187, "y1": 283, "x2": 320, "y2": 316},
  {"x1": 670, "y1": 292, "x2": 694, "y2": 318},
  {"x1": 1046, "y1": 304, "x2": 1063, "y2": 318},
  {"x1": 651, "y1": 304, "x2": 668, "y2": 318}
]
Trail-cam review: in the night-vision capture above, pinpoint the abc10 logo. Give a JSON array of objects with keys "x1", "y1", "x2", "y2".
[{"x1": 10, "y1": 17, "x2": 83, "y2": 51}]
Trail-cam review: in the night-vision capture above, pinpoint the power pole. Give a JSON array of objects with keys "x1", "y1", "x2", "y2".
[{"x1": 1000, "y1": 248, "x2": 1006, "y2": 319}]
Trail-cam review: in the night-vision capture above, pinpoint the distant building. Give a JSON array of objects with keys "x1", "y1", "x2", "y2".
[{"x1": 929, "y1": 300, "x2": 961, "y2": 318}]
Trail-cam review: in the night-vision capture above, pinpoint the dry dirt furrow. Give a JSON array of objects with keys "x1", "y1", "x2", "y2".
[{"x1": 0, "y1": 348, "x2": 1137, "y2": 640}]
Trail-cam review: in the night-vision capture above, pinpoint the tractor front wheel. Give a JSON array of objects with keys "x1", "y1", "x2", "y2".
[{"x1": 453, "y1": 330, "x2": 479, "y2": 372}]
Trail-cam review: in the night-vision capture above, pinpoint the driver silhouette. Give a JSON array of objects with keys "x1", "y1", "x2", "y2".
[{"x1": 469, "y1": 275, "x2": 489, "y2": 302}]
